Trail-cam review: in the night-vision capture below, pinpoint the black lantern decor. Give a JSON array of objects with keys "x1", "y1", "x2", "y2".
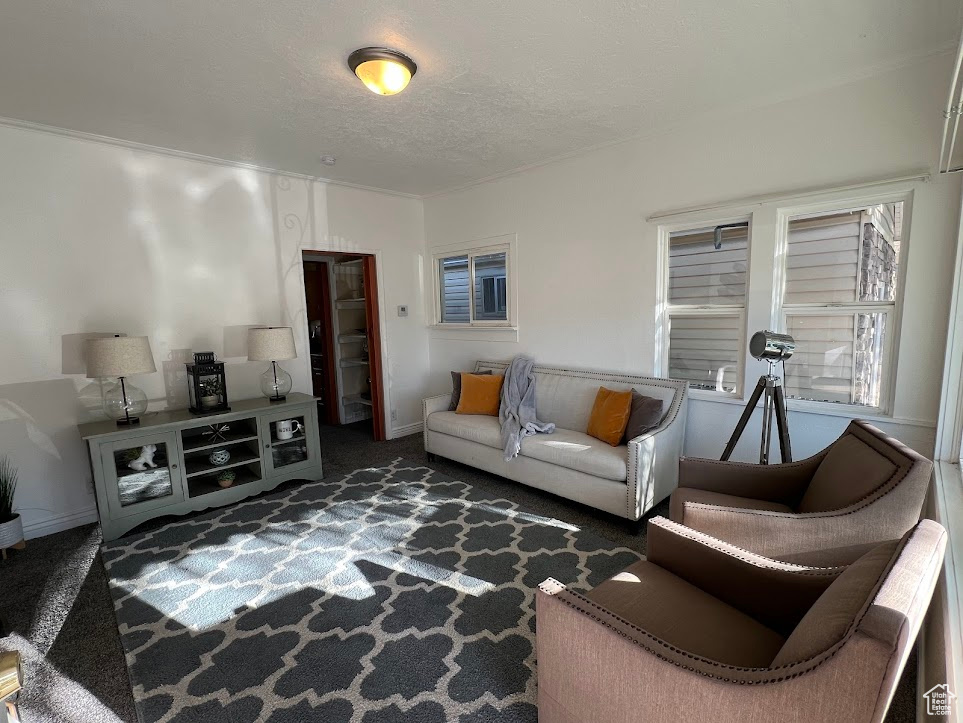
[{"x1": 186, "y1": 352, "x2": 230, "y2": 415}]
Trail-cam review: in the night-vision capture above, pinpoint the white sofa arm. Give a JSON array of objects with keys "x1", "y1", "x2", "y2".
[
  {"x1": 423, "y1": 394, "x2": 452, "y2": 452},
  {"x1": 423, "y1": 393, "x2": 451, "y2": 419},
  {"x1": 626, "y1": 387, "x2": 688, "y2": 520}
]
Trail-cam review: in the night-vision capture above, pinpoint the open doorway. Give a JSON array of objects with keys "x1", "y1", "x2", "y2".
[{"x1": 301, "y1": 252, "x2": 387, "y2": 441}]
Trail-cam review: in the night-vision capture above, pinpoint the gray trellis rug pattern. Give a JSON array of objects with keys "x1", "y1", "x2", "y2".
[{"x1": 101, "y1": 459, "x2": 641, "y2": 723}]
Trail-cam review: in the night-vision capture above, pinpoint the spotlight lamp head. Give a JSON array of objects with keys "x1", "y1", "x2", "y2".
[{"x1": 749, "y1": 330, "x2": 795, "y2": 362}]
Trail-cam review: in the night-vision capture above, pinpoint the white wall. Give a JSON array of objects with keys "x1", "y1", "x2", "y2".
[
  {"x1": 0, "y1": 124, "x2": 426, "y2": 538},
  {"x1": 424, "y1": 53, "x2": 963, "y2": 462}
]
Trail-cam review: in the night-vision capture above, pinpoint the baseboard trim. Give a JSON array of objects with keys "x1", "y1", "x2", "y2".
[
  {"x1": 391, "y1": 422, "x2": 423, "y2": 439},
  {"x1": 23, "y1": 505, "x2": 99, "y2": 540}
]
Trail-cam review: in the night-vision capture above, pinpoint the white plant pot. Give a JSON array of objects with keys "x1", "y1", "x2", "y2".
[{"x1": 0, "y1": 514, "x2": 23, "y2": 549}]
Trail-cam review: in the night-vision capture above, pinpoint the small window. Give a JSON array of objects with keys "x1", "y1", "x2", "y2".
[
  {"x1": 781, "y1": 202, "x2": 903, "y2": 409},
  {"x1": 435, "y1": 243, "x2": 513, "y2": 326},
  {"x1": 665, "y1": 223, "x2": 749, "y2": 394},
  {"x1": 439, "y1": 255, "x2": 470, "y2": 323}
]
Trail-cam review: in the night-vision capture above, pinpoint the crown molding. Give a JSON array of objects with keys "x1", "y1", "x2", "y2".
[{"x1": 0, "y1": 115, "x2": 422, "y2": 200}]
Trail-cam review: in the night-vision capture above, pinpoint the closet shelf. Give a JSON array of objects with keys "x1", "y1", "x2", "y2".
[
  {"x1": 336, "y1": 298, "x2": 365, "y2": 309},
  {"x1": 343, "y1": 394, "x2": 373, "y2": 407},
  {"x1": 340, "y1": 358, "x2": 370, "y2": 368}
]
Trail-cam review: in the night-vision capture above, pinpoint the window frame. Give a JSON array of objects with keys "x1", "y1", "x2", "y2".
[
  {"x1": 656, "y1": 214, "x2": 753, "y2": 400},
  {"x1": 773, "y1": 190, "x2": 913, "y2": 416},
  {"x1": 430, "y1": 234, "x2": 517, "y2": 330}
]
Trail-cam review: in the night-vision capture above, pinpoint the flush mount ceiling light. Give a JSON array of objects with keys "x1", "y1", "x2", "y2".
[{"x1": 348, "y1": 47, "x2": 417, "y2": 96}]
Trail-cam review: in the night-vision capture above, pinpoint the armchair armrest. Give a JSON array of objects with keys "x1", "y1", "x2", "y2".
[
  {"x1": 678, "y1": 453, "x2": 826, "y2": 505},
  {"x1": 680, "y1": 503, "x2": 890, "y2": 566},
  {"x1": 645, "y1": 517, "x2": 842, "y2": 634}
]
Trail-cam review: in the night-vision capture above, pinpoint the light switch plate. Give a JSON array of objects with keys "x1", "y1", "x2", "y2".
[{"x1": 397, "y1": 305, "x2": 408, "y2": 317}]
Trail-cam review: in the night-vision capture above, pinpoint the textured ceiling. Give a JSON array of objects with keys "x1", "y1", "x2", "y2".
[{"x1": 0, "y1": 1, "x2": 959, "y2": 195}]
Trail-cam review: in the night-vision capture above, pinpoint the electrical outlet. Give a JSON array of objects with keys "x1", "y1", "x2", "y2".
[
  {"x1": 397, "y1": 305, "x2": 408, "y2": 317},
  {"x1": 391, "y1": 409, "x2": 398, "y2": 421}
]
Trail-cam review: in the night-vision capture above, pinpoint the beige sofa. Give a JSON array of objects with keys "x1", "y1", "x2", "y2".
[
  {"x1": 670, "y1": 420, "x2": 933, "y2": 565},
  {"x1": 423, "y1": 361, "x2": 688, "y2": 521},
  {"x1": 537, "y1": 516, "x2": 947, "y2": 723}
]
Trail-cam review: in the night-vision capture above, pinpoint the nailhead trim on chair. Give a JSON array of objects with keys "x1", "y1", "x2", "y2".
[
  {"x1": 649, "y1": 518, "x2": 844, "y2": 574},
  {"x1": 474, "y1": 360, "x2": 688, "y2": 522},
  {"x1": 537, "y1": 525, "x2": 915, "y2": 684}
]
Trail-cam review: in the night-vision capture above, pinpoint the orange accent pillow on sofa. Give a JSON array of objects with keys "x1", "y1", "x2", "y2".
[
  {"x1": 586, "y1": 387, "x2": 633, "y2": 446},
  {"x1": 456, "y1": 374, "x2": 504, "y2": 416}
]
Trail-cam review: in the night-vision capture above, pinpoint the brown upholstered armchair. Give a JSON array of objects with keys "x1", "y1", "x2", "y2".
[
  {"x1": 536, "y1": 517, "x2": 946, "y2": 723},
  {"x1": 669, "y1": 420, "x2": 932, "y2": 565}
]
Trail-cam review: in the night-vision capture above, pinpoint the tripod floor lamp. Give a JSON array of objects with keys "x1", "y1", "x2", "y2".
[{"x1": 721, "y1": 331, "x2": 795, "y2": 464}]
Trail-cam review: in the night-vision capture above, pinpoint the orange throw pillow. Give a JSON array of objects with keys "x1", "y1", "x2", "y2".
[
  {"x1": 586, "y1": 387, "x2": 633, "y2": 446},
  {"x1": 456, "y1": 374, "x2": 504, "y2": 416}
]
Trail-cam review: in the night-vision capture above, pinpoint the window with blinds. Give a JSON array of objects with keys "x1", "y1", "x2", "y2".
[
  {"x1": 666, "y1": 224, "x2": 749, "y2": 393},
  {"x1": 781, "y1": 202, "x2": 902, "y2": 409}
]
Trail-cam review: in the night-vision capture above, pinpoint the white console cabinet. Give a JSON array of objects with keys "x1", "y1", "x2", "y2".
[{"x1": 79, "y1": 393, "x2": 322, "y2": 541}]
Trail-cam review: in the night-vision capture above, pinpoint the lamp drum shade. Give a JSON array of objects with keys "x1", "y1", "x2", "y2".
[
  {"x1": 248, "y1": 327, "x2": 297, "y2": 361},
  {"x1": 86, "y1": 336, "x2": 156, "y2": 378}
]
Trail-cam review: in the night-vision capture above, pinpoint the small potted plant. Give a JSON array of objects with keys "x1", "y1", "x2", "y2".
[
  {"x1": 0, "y1": 457, "x2": 22, "y2": 555},
  {"x1": 217, "y1": 470, "x2": 236, "y2": 489},
  {"x1": 199, "y1": 377, "x2": 222, "y2": 410}
]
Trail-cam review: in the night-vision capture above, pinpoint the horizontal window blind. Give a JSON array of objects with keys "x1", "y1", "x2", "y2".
[
  {"x1": 668, "y1": 315, "x2": 741, "y2": 392},
  {"x1": 785, "y1": 213, "x2": 861, "y2": 304},
  {"x1": 668, "y1": 229, "x2": 748, "y2": 306}
]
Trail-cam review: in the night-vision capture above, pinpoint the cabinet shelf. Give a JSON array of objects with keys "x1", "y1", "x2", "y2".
[
  {"x1": 188, "y1": 465, "x2": 261, "y2": 498},
  {"x1": 185, "y1": 452, "x2": 261, "y2": 478},
  {"x1": 182, "y1": 433, "x2": 259, "y2": 454}
]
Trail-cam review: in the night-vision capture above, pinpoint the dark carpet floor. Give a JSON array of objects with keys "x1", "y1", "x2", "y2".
[{"x1": 0, "y1": 419, "x2": 917, "y2": 722}]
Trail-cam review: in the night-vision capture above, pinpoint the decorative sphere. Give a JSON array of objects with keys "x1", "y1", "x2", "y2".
[
  {"x1": 209, "y1": 449, "x2": 231, "y2": 466},
  {"x1": 259, "y1": 363, "x2": 293, "y2": 399},
  {"x1": 103, "y1": 381, "x2": 149, "y2": 421}
]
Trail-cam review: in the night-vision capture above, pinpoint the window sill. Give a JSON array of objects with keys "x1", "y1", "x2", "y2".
[
  {"x1": 687, "y1": 391, "x2": 935, "y2": 428},
  {"x1": 428, "y1": 325, "x2": 519, "y2": 342}
]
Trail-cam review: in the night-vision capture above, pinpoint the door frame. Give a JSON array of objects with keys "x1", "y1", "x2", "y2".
[
  {"x1": 298, "y1": 248, "x2": 392, "y2": 439},
  {"x1": 363, "y1": 255, "x2": 387, "y2": 440},
  {"x1": 303, "y1": 258, "x2": 339, "y2": 425}
]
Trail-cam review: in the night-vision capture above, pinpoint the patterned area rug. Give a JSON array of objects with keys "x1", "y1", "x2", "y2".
[{"x1": 102, "y1": 459, "x2": 641, "y2": 722}]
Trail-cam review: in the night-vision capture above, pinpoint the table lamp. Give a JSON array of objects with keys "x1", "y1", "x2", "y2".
[
  {"x1": 86, "y1": 335, "x2": 157, "y2": 425},
  {"x1": 248, "y1": 327, "x2": 297, "y2": 402}
]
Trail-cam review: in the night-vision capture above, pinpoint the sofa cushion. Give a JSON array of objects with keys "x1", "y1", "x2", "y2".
[
  {"x1": 520, "y1": 428, "x2": 628, "y2": 482},
  {"x1": 669, "y1": 488, "x2": 794, "y2": 523},
  {"x1": 587, "y1": 559, "x2": 785, "y2": 667},
  {"x1": 797, "y1": 434, "x2": 897, "y2": 513},
  {"x1": 622, "y1": 391, "x2": 665, "y2": 443},
  {"x1": 771, "y1": 539, "x2": 899, "y2": 666},
  {"x1": 586, "y1": 387, "x2": 633, "y2": 446},
  {"x1": 456, "y1": 374, "x2": 504, "y2": 416},
  {"x1": 449, "y1": 369, "x2": 492, "y2": 411},
  {"x1": 427, "y1": 411, "x2": 501, "y2": 449}
]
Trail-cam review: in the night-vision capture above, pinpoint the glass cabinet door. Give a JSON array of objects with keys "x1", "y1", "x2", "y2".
[
  {"x1": 261, "y1": 410, "x2": 314, "y2": 475},
  {"x1": 101, "y1": 432, "x2": 185, "y2": 518}
]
